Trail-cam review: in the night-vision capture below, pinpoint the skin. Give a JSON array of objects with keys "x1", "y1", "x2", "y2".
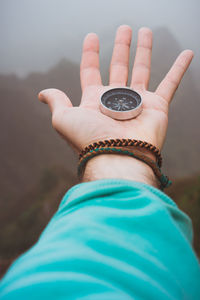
[{"x1": 38, "y1": 25, "x2": 193, "y2": 187}]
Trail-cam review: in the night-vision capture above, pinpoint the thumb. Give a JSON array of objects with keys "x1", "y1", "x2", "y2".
[{"x1": 38, "y1": 88, "x2": 73, "y2": 113}]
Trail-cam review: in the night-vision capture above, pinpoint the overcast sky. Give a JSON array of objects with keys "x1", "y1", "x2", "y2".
[{"x1": 0, "y1": 0, "x2": 199, "y2": 79}]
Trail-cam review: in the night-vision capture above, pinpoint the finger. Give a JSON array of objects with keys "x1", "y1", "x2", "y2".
[
  {"x1": 80, "y1": 33, "x2": 102, "y2": 91},
  {"x1": 38, "y1": 88, "x2": 73, "y2": 113},
  {"x1": 130, "y1": 27, "x2": 152, "y2": 90},
  {"x1": 109, "y1": 25, "x2": 132, "y2": 86},
  {"x1": 155, "y1": 50, "x2": 194, "y2": 103}
]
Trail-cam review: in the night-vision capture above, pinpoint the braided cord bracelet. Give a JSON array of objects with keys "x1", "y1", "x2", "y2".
[
  {"x1": 79, "y1": 138, "x2": 162, "y2": 168},
  {"x1": 78, "y1": 147, "x2": 172, "y2": 190}
]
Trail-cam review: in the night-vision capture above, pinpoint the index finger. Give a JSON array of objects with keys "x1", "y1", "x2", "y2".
[{"x1": 80, "y1": 33, "x2": 102, "y2": 91}]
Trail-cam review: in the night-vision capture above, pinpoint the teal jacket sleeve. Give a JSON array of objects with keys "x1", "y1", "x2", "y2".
[{"x1": 0, "y1": 179, "x2": 200, "y2": 299}]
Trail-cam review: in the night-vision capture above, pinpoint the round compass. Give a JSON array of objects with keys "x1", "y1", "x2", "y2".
[{"x1": 100, "y1": 88, "x2": 142, "y2": 120}]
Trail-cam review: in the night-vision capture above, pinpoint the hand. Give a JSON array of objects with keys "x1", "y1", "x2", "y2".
[{"x1": 38, "y1": 25, "x2": 193, "y2": 154}]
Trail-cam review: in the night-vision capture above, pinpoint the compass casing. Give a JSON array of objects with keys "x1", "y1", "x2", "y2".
[{"x1": 100, "y1": 88, "x2": 142, "y2": 120}]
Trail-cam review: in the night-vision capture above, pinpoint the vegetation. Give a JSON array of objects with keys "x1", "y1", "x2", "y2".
[
  {"x1": 0, "y1": 167, "x2": 77, "y2": 277},
  {"x1": 167, "y1": 175, "x2": 200, "y2": 257}
]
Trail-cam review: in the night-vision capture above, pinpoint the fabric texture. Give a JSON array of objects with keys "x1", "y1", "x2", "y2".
[{"x1": 0, "y1": 179, "x2": 200, "y2": 299}]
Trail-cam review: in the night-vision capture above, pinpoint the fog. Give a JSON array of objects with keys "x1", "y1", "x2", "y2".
[{"x1": 0, "y1": 0, "x2": 199, "y2": 82}]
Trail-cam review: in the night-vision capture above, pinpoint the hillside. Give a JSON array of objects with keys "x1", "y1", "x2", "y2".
[
  {"x1": 0, "y1": 59, "x2": 81, "y2": 219},
  {"x1": 166, "y1": 175, "x2": 200, "y2": 256}
]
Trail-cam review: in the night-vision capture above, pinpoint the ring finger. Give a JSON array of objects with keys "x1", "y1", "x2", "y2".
[{"x1": 130, "y1": 27, "x2": 152, "y2": 90}]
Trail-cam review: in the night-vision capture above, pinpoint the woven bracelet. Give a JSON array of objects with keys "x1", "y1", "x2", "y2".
[
  {"x1": 79, "y1": 138, "x2": 162, "y2": 168},
  {"x1": 78, "y1": 147, "x2": 172, "y2": 190}
]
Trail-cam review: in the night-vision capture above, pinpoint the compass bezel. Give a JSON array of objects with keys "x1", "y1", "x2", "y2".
[{"x1": 100, "y1": 87, "x2": 143, "y2": 120}]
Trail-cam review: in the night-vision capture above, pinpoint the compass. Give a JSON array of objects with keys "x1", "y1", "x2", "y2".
[{"x1": 100, "y1": 88, "x2": 142, "y2": 120}]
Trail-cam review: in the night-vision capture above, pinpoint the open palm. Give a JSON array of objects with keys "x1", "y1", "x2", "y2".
[{"x1": 38, "y1": 25, "x2": 193, "y2": 153}]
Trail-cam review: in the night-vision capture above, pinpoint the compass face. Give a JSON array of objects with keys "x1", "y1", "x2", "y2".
[{"x1": 101, "y1": 88, "x2": 142, "y2": 111}]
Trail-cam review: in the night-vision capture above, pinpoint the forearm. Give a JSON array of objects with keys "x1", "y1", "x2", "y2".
[
  {"x1": 1, "y1": 179, "x2": 199, "y2": 299},
  {"x1": 81, "y1": 153, "x2": 159, "y2": 189}
]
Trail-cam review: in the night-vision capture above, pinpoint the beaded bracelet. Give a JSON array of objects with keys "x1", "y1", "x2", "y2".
[
  {"x1": 78, "y1": 147, "x2": 172, "y2": 190},
  {"x1": 79, "y1": 138, "x2": 162, "y2": 168}
]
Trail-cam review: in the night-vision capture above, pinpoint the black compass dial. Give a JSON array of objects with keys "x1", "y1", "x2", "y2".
[{"x1": 101, "y1": 88, "x2": 142, "y2": 111}]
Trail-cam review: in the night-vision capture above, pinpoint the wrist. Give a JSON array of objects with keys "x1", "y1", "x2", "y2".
[{"x1": 81, "y1": 153, "x2": 159, "y2": 188}]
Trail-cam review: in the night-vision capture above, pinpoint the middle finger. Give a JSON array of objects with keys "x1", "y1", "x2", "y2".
[{"x1": 109, "y1": 25, "x2": 132, "y2": 86}]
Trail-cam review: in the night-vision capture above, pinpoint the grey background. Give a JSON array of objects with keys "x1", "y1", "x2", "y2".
[{"x1": 0, "y1": 0, "x2": 199, "y2": 81}]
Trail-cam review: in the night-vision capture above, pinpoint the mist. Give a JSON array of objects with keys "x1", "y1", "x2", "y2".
[{"x1": 0, "y1": 0, "x2": 199, "y2": 82}]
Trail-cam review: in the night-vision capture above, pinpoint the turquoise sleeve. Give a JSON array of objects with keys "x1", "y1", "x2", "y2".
[{"x1": 0, "y1": 179, "x2": 200, "y2": 299}]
